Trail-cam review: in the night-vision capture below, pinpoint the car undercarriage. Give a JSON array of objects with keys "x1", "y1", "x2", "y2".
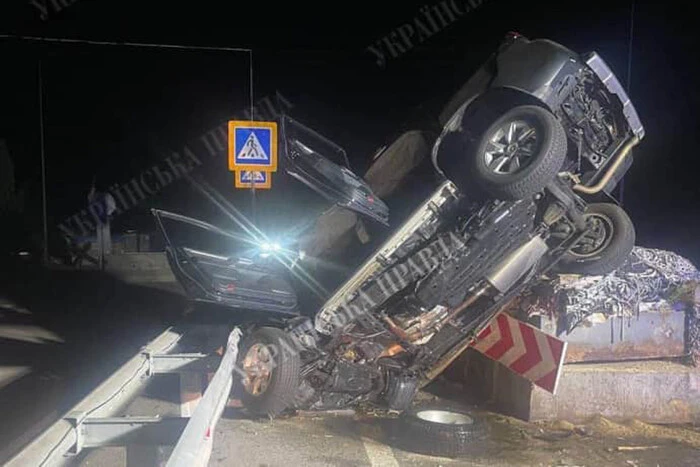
[{"x1": 154, "y1": 34, "x2": 645, "y2": 417}]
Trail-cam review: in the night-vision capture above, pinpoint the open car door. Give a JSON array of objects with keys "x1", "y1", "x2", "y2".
[
  {"x1": 281, "y1": 115, "x2": 389, "y2": 225},
  {"x1": 152, "y1": 209, "x2": 298, "y2": 317}
]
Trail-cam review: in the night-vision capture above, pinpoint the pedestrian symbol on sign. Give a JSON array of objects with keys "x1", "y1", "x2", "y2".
[
  {"x1": 237, "y1": 132, "x2": 268, "y2": 161},
  {"x1": 235, "y1": 170, "x2": 272, "y2": 189},
  {"x1": 241, "y1": 171, "x2": 266, "y2": 182},
  {"x1": 228, "y1": 121, "x2": 278, "y2": 172}
]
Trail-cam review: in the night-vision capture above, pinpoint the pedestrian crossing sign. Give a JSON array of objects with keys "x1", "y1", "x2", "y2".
[
  {"x1": 235, "y1": 170, "x2": 272, "y2": 189},
  {"x1": 228, "y1": 120, "x2": 278, "y2": 172}
]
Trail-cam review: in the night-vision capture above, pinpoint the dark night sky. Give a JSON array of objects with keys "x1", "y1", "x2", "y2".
[{"x1": 1, "y1": 0, "x2": 699, "y2": 264}]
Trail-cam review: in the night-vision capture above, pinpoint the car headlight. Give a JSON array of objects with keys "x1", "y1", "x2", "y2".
[{"x1": 260, "y1": 241, "x2": 282, "y2": 252}]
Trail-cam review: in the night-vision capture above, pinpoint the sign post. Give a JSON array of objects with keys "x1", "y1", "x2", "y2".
[{"x1": 228, "y1": 119, "x2": 276, "y2": 222}]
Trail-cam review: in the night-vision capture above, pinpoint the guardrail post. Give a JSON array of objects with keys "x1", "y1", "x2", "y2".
[{"x1": 64, "y1": 411, "x2": 87, "y2": 456}]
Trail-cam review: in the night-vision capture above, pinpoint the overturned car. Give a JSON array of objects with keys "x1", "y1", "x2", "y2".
[{"x1": 153, "y1": 34, "x2": 644, "y2": 416}]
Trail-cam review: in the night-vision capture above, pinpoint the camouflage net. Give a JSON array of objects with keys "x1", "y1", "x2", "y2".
[{"x1": 525, "y1": 247, "x2": 700, "y2": 366}]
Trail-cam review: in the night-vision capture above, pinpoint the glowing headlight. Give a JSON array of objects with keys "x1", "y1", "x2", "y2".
[{"x1": 260, "y1": 242, "x2": 282, "y2": 252}]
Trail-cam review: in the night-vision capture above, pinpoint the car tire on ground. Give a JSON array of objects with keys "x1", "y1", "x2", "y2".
[
  {"x1": 392, "y1": 404, "x2": 486, "y2": 458},
  {"x1": 558, "y1": 202, "x2": 635, "y2": 275},
  {"x1": 234, "y1": 326, "x2": 300, "y2": 417}
]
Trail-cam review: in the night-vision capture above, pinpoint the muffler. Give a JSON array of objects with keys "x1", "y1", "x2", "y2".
[
  {"x1": 386, "y1": 236, "x2": 549, "y2": 350},
  {"x1": 426, "y1": 236, "x2": 548, "y2": 354},
  {"x1": 485, "y1": 236, "x2": 548, "y2": 293}
]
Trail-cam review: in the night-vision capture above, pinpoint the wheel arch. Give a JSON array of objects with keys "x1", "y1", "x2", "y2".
[{"x1": 431, "y1": 87, "x2": 554, "y2": 177}]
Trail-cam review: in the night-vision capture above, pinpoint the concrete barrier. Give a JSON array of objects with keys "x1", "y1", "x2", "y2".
[{"x1": 461, "y1": 349, "x2": 700, "y2": 423}]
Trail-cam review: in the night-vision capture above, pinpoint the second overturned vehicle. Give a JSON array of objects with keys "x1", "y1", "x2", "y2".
[{"x1": 154, "y1": 34, "x2": 644, "y2": 416}]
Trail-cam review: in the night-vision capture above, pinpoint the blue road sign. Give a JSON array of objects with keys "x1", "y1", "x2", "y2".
[
  {"x1": 228, "y1": 121, "x2": 278, "y2": 172},
  {"x1": 235, "y1": 170, "x2": 271, "y2": 189}
]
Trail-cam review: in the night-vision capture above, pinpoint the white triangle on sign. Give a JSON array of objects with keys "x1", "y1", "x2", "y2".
[
  {"x1": 237, "y1": 132, "x2": 268, "y2": 161},
  {"x1": 242, "y1": 171, "x2": 265, "y2": 182}
]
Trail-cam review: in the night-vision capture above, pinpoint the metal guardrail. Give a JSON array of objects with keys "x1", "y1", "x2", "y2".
[
  {"x1": 6, "y1": 326, "x2": 242, "y2": 467},
  {"x1": 167, "y1": 328, "x2": 241, "y2": 467}
]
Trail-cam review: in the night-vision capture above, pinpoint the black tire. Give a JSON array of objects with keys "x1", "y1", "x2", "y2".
[
  {"x1": 469, "y1": 105, "x2": 567, "y2": 200},
  {"x1": 393, "y1": 404, "x2": 486, "y2": 458},
  {"x1": 559, "y1": 203, "x2": 635, "y2": 275},
  {"x1": 383, "y1": 373, "x2": 419, "y2": 411},
  {"x1": 234, "y1": 327, "x2": 300, "y2": 417}
]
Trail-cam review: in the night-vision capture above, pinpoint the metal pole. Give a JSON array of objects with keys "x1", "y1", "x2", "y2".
[
  {"x1": 619, "y1": 0, "x2": 636, "y2": 207},
  {"x1": 248, "y1": 50, "x2": 254, "y2": 121},
  {"x1": 38, "y1": 61, "x2": 49, "y2": 265},
  {"x1": 249, "y1": 50, "x2": 256, "y2": 223},
  {"x1": 626, "y1": 1, "x2": 635, "y2": 93},
  {"x1": 251, "y1": 181, "x2": 256, "y2": 224},
  {"x1": 98, "y1": 227, "x2": 104, "y2": 271},
  {"x1": 0, "y1": 34, "x2": 251, "y2": 53}
]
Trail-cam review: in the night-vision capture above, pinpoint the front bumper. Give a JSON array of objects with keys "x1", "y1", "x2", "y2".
[{"x1": 584, "y1": 52, "x2": 645, "y2": 140}]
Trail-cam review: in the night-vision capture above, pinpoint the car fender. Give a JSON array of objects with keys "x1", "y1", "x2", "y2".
[{"x1": 432, "y1": 37, "x2": 584, "y2": 176}]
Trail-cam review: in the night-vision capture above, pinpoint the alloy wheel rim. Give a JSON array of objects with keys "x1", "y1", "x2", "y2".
[
  {"x1": 483, "y1": 119, "x2": 540, "y2": 175},
  {"x1": 570, "y1": 213, "x2": 614, "y2": 257},
  {"x1": 242, "y1": 343, "x2": 273, "y2": 396},
  {"x1": 415, "y1": 409, "x2": 474, "y2": 425}
]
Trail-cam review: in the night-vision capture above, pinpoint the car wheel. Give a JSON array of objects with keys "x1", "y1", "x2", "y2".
[
  {"x1": 234, "y1": 327, "x2": 300, "y2": 417},
  {"x1": 558, "y1": 203, "x2": 635, "y2": 275},
  {"x1": 392, "y1": 404, "x2": 487, "y2": 458},
  {"x1": 469, "y1": 105, "x2": 567, "y2": 200}
]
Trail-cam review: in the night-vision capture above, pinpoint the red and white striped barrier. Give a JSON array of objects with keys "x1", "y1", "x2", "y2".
[{"x1": 471, "y1": 312, "x2": 567, "y2": 394}]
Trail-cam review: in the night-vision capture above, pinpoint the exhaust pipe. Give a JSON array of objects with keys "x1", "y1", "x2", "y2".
[
  {"x1": 445, "y1": 235, "x2": 548, "y2": 323},
  {"x1": 572, "y1": 136, "x2": 639, "y2": 195},
  {"x1": 485, "y1": 236, "x2": 548, "y2": 293},
  {"x1": 389, "y1": 236, "x2": 548, "y2": 348}
]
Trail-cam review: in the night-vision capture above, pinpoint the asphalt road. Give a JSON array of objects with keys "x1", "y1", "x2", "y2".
[{"x1": 77, "y1": 378, "x2": 700, "y2": 467}]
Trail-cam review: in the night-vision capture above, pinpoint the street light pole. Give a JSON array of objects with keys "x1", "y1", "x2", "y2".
[{"x1": 38, "y1": 61, "x2": 49, "y2": 266}]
